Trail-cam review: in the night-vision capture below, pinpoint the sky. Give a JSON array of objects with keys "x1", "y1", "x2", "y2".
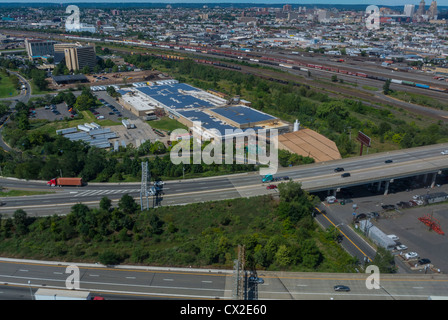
[{"x1": 4, "y1": 0, "x2": 448, "y2": 6}]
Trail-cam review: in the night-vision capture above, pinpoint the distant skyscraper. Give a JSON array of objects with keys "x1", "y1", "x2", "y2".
[
  {"x1": 404, "y1": 4, "x2": 415, "y2": 17},
  {"x1": 428, "y1": 0, "x2": 438, "y2": 18},
  {"x1": 283, "y1": 4, "x2": 292, "y2": 12},
  {"x1": 417, "y1": 0, "x2": 426, "y2": 15}
]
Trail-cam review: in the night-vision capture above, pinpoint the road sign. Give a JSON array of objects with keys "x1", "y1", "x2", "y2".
[{"x1": 357, "y1": 131, "x2": 371, "y2": 147}]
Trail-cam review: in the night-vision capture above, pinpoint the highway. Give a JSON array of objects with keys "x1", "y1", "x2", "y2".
[
  {"x1": 1, "y1": 258, "x2": 447, "y2": 300},
  {"x1": 0, "y1": 142, "x2": 447, "y2": 216}
]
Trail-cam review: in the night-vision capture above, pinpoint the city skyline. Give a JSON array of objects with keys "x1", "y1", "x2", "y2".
[{"x1": 2, "y1": 0, "x2": 448, "y2": 6}]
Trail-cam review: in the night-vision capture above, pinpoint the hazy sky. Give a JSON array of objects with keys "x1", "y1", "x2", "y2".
[{"x1": 4, "y1": 0, "x2": 448, "y2": 6}]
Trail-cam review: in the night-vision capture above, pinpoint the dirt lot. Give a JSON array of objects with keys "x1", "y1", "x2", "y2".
[{"x1": 47, "y1": 70, "x2": 165, "y2": 90}]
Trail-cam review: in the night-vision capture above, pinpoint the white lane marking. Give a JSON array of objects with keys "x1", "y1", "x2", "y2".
[
  {"x1": 163, "y1": 279, "x2": 174, "y2": 281},
  {"x1": 126, "y1": 277, "x2": 136, "y2": 279},
  {"x1": 53, "y1": 272, "x2": 63, "y2": 275},
  {"x1": 202, "y1": 281, "x2": 213, "y2": 283},
  {"x1": 89, "y1": 274, "x2": 100, "y2": 277},
  {"x1": 18, "y1": 269, "x2": 28, "y2": 272}
]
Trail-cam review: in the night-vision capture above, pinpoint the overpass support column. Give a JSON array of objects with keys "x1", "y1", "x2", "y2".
[
  {"x1": 384, "y1": 181, "x2": 390, "y2": 196},
  {"x1": 431, "y1": 171, "x2": 439, "y2": 189},
  {"x1": 333, "y1": 189, "x2": 337, "y2": 197},
  {"x1": 377, "y1": 181, "x2": 382, "y2": 192},
  {"x1": 423, "y1": 173, "x2": 428, "y2": 185}
]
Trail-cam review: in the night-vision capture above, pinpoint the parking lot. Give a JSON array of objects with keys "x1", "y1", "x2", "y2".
[{"x1": 316, "y1": 175, "x2": 448, "y2": 274}]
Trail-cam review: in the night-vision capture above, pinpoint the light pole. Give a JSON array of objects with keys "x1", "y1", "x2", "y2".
[{"x1": 28, "y1": 280, "x2": 33, "y2": 300}]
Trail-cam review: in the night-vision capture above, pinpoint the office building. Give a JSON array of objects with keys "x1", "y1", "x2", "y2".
[
  {"x1": 404, "y1": 4, "x2": 415, "y2": 17},
  {"x1": 428, "y1": 0, "x2": 438, "y2": 18},
  {"x1": 417, "y1": 0, "x2": 426, "y2": 15},
  {"x1": 25, "y1": 39, "x2": 56, "y2": 60},
  {"x1": 64, "y1": 45, "x2": 97, "y2": 71}
]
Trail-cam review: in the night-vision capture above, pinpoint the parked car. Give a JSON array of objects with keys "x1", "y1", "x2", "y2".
[
  {"x1": 405, "y1": 252, "x2": 419, "y2": 260},
  {"x1": 418, "y1": 258, "x2": 431, "y2": 265},
  {"x1": 387, "y1": 234, "x2": 399, "y2": 241},
  {"x1": 367, "y1": 212, "x2": 380, "y2": 219},
  {"x1": 334, "y1": 285, "x2": 350, "y2": 292},
  {"x1": 395, "y1": 244, "x2": 408, "y2": 251},
  {"x1": 441, "y1": 150, "x2": 448, "y2": 155},
  {"x1": 355, "y1": 213, "x2": 367, "y2": 222}
]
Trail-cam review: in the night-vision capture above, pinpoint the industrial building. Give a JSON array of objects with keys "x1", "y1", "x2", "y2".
[
  {"x1": 359, "y1": 220, "x2": 396, "y2": 251},
  {"x1": 118, "y1": 82, "x2": 287, "y2": 142},
  {"x1": 56, "y1": 123, "x2": 117, "y2": 149},
  {"x1": 51, "y1": 74, "x2": 89, "y2": 86}
]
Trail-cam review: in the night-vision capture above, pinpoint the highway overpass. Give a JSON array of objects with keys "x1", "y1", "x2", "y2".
[{"x1": 0, "y1": 143, "x2": 447, "y2": 216}]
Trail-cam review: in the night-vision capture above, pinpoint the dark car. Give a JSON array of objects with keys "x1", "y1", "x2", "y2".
[
  {"x1": 341, "y1": 172, "x2": 351, "y2": 178},
  {"x1": 367, "y1": 212, "x2": 380, "y2": 219},
  {"x1": 249, "y1": 276, "x2": 264, "y2": 284},
  {"x1": 418, "y1": 258, "x2": 431, "y2": 265},
  {"x1": 334, "y1": 167, "x2": 344, "y2": 172},
  {"x1": 334, "y1": 285, "x2": 350, "y2": 292},
  {"x1": 385, "y1": 159, "x2": 393, "y2": 163},
  {"x1": 355, "y1": 213, "x2": 367, "y2": 222}
]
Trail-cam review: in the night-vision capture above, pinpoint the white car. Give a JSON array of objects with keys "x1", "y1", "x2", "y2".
[
  {"x1": 395, "y1": 244, "x2": 408, "y2": 251},
  {"x1": 387, "y1": 234, "x2": 399, "y2": 241},
  {"x1": 412, "y1": 195, "x2": 420, "y2": 200},
  {"x1": 405, "y1": 252, "x2": 418, "y2": 260},
  {"x1": 441, "y1": 150, "x2": 448, "y2": 155}
]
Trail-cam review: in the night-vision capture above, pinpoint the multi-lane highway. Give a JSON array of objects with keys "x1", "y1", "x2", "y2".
[
  {"x1": 1, "y1": 258, "x2": 447, "y2": 300},
  {"x1": 0, "y1": 142, "x2": 447, "y2": 216}
]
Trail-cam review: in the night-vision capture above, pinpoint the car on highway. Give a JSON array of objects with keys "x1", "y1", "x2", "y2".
[
  {"x1": 395, "y1": 244, "x2": 408, "y2": 251},
  {"x1": 334, "y1": 167, "x2": 344, "y2": 172},
  {"x1": 405, "y1": 252, "x2": 419, "y2": 260},
  {"x1": 334, "y1": 285, "x2": 350, "y2": 292},
  {"x1": 248, "y1": 276, "x2": 264, "y2": 284},
  {"x1": 341, "y1": 172, "x2": 351, "y2": 178},
  {"x1": 418, "y1": 258, "x2": 431, "y2": 265},
  {"x1": 266, "y1": 184, "x2": 277, "y2": 190},
  {"x1": 441, "y1": 150, "x2": 448, "y2": 155},
  {"x1": 387, "y1": 234, "x2": 399, "y2": 241},
  {"x1": 385, "y1": 159, "x2": 393, "y2": 163}
]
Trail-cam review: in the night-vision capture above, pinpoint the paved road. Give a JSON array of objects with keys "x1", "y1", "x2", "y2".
[
  {"x1": 0, "y1": 142, "x2": 447, "y2": 216},
  {"x1": 1, "y1": 259, "x2": 447, "y2": 300}
]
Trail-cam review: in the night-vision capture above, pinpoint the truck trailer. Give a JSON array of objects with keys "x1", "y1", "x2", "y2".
[
  {"x1": 47, "y1": 177, "x2": 84, "y2": 187},
  {"x1": 34, "y1": 288, "x2": 92, "y2": 300}
]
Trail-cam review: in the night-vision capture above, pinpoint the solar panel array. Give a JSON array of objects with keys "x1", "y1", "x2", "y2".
[
  {"x1": 210, "y1": 106, "x2": 276, "y2": 125},
  {"x1": 136, "y1": 83, "x2": 215, "y2": 110}
]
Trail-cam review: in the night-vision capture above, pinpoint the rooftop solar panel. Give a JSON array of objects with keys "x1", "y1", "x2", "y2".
[{"x1": 210, "y1": 106, "x2": 276, "y2": 125}]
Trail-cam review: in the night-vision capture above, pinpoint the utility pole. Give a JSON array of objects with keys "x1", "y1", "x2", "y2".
[{"x1": 140, "y1": 161, "x2": 150, "y2": 211}]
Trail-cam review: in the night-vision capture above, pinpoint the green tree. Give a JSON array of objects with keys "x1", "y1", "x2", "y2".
[
  {"x1": 100, "y1": 196, "x2": 112, "y2": 212},
  {"x1": 118, "y1": 193, "x2": 139, "y2": 214}
]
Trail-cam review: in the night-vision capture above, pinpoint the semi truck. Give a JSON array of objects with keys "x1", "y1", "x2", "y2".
[
  {"x1": 34, "y1": 288, "x2": 93, "y2": 300},
  {"x1": 47, "y1": 177, "x2": 84, "y2": 187},
  {"x1": 262, "y1": 175, "x2": 273, "y2": 183}
]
